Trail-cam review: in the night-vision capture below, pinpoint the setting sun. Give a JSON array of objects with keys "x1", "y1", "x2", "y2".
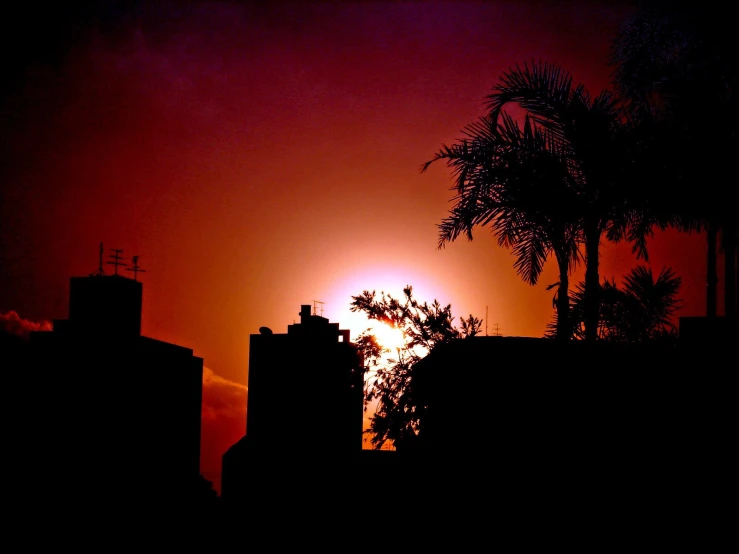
[{"x1": 371, "y1": 321, "x2": 406, "y2": 353}]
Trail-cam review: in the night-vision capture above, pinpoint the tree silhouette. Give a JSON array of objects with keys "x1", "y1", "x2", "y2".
[
  {"x1": 486, "y1": 62, "x2": 635, "y2": 342},
  {"x1": 422, "y1": 111, "x2": 581, "y2": 340},
  {"x1": 350, "y1": 286, "x2": 482, "y2": 450},
  {"x1": 425, "y1": 61, "x2": 633, "y2": 341},
  {"x1": 610, "y1": 2, "x2": 738, "y2": 318},
  {"x1": 547, "y1": 265, "x2": 682, "y2": 343}
]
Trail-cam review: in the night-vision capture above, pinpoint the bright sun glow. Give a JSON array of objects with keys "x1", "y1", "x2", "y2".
[
  {"x1": 371, "y1": 321, "x2": 406, "y2": 353},
  {"x1": 326, "y1": 265, "x2": 449, "y2": 349}
]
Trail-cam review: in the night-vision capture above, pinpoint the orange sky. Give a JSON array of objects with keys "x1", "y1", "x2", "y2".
[{"x1": 0, "y1": 0, "x2": 718, "y2": 493}]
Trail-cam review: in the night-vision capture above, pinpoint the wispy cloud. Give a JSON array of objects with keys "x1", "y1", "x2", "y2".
[
  {"x1": 200, "y1": 365, "x2": 247, "y2": 494},
  {"x1": 201, "y1": 365, "x2": 247, "y2": 421}
]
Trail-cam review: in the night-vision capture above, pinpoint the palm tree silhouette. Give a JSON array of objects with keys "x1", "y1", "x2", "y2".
[
  {"x1": 422, "y1": 111, "x2": 581, "y2": 340},
  {"x1": 610, "y1": 3, "x2": 738, "y2": 318},
  {"x1": 426, "y1": 61, "x2": 632, "y2": 341},
  {"x1": 548, "y1": 265, "x2": 682, "y2": 343}
]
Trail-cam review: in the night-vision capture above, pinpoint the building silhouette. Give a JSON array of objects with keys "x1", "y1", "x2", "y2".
[
  {"x1": 219, "y1": 306, "x2": 735, "y2": 513},
  {"x1": 405, "y1": 319, "x2": 734, "y2": 504},
  {"x1": 20, "y1": 260, "x2": 204, "y2": 510},
  {"x1": 221, "y1": 304, "x2": 364, "y2": 505},
  {"x1": 13, "y1": 250, "x2": 733, "y2": 524}
]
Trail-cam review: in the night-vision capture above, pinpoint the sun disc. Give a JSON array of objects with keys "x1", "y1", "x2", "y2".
[{"x1": 371, "y1": 321, "x2": 405, "y2": 352}]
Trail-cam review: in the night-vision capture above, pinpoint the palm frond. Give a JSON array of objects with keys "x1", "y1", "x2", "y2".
[
  {"x1": 510, "y1": 227, "x2": 551, "y2": 285},
  {"x1": 486, "y1": 60, "x2": 581, "y2": 137}
]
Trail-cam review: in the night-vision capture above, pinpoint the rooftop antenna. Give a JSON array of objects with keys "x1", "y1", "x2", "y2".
[
  {"x1": 312, "y1": 300, "x2": 325, "y2": 317},
  {"x1": 106, "y1": 248, "x2": 127, "y2": 276},
  {"x1": 126, "y1": 255, "x2": 146, "y2": 281},
  {"x1": 90, "y1": 242, "x2": 105, "y2": 276},
  {"x1": 485, "y1": 306, "x2": 488, "y2": 336},
  {"x1": 493, "y1": 323, "x2": 501, "y2": 337}
]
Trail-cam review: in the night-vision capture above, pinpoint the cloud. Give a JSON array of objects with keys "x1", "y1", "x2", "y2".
[
  {"x1": 0, "y1": 311, "x2": 52, "y2": 339},
  {"x1": 201, "y1": 366, "x2": 247, "y2": 421},
  {"x1": 200, "y1": 366, "x2": 247, "y2": 495}
]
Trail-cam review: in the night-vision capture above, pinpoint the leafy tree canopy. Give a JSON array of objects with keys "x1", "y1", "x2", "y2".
[{"x1": 350, "y1": 286, "x2": 482, "y2": 450}]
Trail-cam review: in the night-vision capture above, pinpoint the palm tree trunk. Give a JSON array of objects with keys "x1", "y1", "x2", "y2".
[
  {"x1": 723, "y1": 224, "x2": 737, "y2": 318},
  {"x1": 706, "y1": 222, "x2": 718, "y2": 318},
  {"x1": 583, "y1": 223, "x2": 602, "y2": 341},
  {"x1": 555, "y1": 253, "x2": 571, "y2": 340}
]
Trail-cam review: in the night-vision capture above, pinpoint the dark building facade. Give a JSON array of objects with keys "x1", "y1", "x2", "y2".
[
  {"x1": 403, "y1": 320, "x2": 735, "y2": 505},
  {"x1": 221, "y1": 305, "x2": 364, "y2": 504},
  {"x1": 22, "y1": 273, "x2": 203, "y2": 509},
  {"x1": 219, "y1": 306, "x2": 735, "y2": 515}
]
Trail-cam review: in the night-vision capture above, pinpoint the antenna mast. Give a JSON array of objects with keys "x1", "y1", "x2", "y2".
[
  {"x1": 106, "y1": 248, "x2": 127, "y2": 276},
  {"x1": 312, "y1": 300, "x2": 325, "y2": 317},
  {"x1": 485, "y1": 306, "x2": 488, "y2": 336},
  {"x1": 90, "y1": 242, "x2": 106, "y2": 276},
  {"x1": 126, "y1": 255, "x2": 147, "y2": 281}
]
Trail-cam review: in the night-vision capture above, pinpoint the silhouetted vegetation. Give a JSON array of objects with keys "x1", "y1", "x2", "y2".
[
  {"x1": 350, "y1": 286, "x2": 481, "y2": 449},
  {"x1": 425, "y1": 3, "x2": 737, "y2": 339},
  {"x1": 546, "y1": 265, "x2": 682, "y2": 343},
  {"x1": 421, "y1": 103, "x2": 581, "y2": 341},
  {"x1": 423, "y1": 61, "x2": 643, "y2": 342},
  {"x1": 610, "y1": 3, "x2": 738, "y2": 318}
]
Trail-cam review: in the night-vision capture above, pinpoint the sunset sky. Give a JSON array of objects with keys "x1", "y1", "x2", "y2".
[{"x1": 0, "y1": 0, "x2": 715, "y2": 492}]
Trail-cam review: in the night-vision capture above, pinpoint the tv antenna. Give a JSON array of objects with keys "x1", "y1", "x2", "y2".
[
  {"x1": 312, "y1": 300, "x2": 325, "y2": 317},
  {"x1": 493, "y1": 323, "x2": 501, "y2": 337},
  {"x1": 106, "y1": 248, "x2": 127, "y2": 276},
  {"x1": 485, "y1": 306, "x2": 488, "y2": 336},
  {"x1": 126, "y1": 255, "x2": 146, "y2": 281},
  {"x1": 90, "y1": 242, "x2": 106, "y2": 276}
]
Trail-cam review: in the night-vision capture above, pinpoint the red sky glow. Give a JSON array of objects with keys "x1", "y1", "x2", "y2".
[{"x1": 1, "y1": 0, "x2": 718, "y2": 493}]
